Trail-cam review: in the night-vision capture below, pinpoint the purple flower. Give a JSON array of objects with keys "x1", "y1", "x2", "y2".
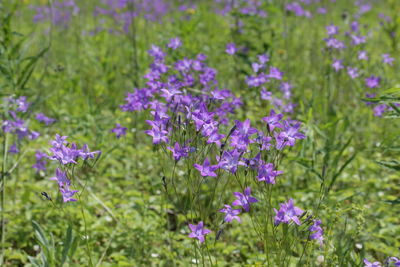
[
  {"x1": 167, "y1": 37, "x2": 182, "y2": 50},
  {"x1": 230, "y1": 119, "x2": 257, "y2": 151},
  {"x1": 232, "y1": 187, "x2": 258, "y2": 212},
  {"x1": 309, "y1": 219, "x2": 324, "y2": 247},
  {"x1": 326, "y1": 24, "x2": 339, "y2": 36},
  {"x1": 218, "y1": 150, "x2": 243, "y2": 174},
  {"x1": 8, "y1": 143, "x2": 19, "y2": 154},
  {"x1": 275, "y1": 120, "x2": 305, "y2": 150},
  {"x1": 363, "y1": 259, "x2": 382, "y2": 267},
  {"x1": 365, "y1": 75, "x2": 381, "y2": 88},
  {"x1": 194, "y1": 158, "x2": 218, "y2": 177},
  {"x1": 15, "y1": 96, "x2": 30, "y2": 112},
  {"x1": 145, "y1": 124, "x2": 169, "y2": 144},
  {"x1": 261, "y1": 89, "x2": 272, "y2": 100},
  {"x1": 111, "y1": 123, "x2": 127, "y2": 138},
  {"x1": 332, "y1": 59, "x2": 344, "y2": 72},
  {"x1": 167, "y1": 142, "x2": 189, "y2": 161},
  {"x1": 268, "y1": 67, "x2": 284, "y2": 80},
  {"x1": 347, "y1": 67, "x2": 359, "y2": 79},
  {"x1": 252, "y1": 62, "x2": 264, "y2": 73},
  {"x1": 207, "y1": 130, "x2": 225, "y2": 146},
  {"x1": 79, "y1": 144, "x2": 100, "y2": 160},
  {"x1": 29, "y1": 131, "x2": 40, "y2": 140},
  {"x1": 258, "y1": 54, "x2": 269, "y2": 64},
  {"x1": 257, "y1": 163, "x2": 283, "y2": 184},
  {"x1": 226, "y1": 43, "x2": 237, "y2": 55},
  {"x1": 59, "y1": 184, "x2": 79, "y2": 203},
  {"x1": 262, "y1": 109, "x2": 283, "y2": 131},
  {"x1": 351, "y1": 35, "x2": 366, "y2": 46},
  {"x1": 280, "y1": 82, "x2": 292, "y2": 99},
  {"x1": 148, "y1": 45, "x2": 166, "y2": 60},
  {"x1": 51, "y1": 134, "x2": 68, "y2": 148},
  {"x1": 219, "y1": 205, "x2": 241, "y2": 223},
  {"x1": 324, "y1": 37, "x2": 345, "y2": 50},
  {"x1": 373, "y1": 104, "x2": 387, "y2": 117},
  {"x1": 387, "y1": 257, "x2": 400, "y2": 267},
  {"x1": 243, "y1": 153, "x2": 261, "y2": 170},
  {"x1": 49, "y1": 144, "x2": 79, "y2": 165},
  {"x1": 50, "y1": 168, "x2": 70, "y2": 186},
  {"x1": 32, "y1": 150, "x2": 47, "y2": 172},
  {"x1": 351, "y1": 21, "x2": 359, "y2": 32},
  {"x1": 255, "y1": 131, "x2": 272, "y2": 151},
  {"x1": 50, "y1": 168, "x2": 78, "y2": 202},
  {"x1": 188, "y1": 221, "x2": 211, "y2": 243},
  {"x1": 317, "y1": 7, "x2": 327, "y2": 14},
  {"x1": 48, "y1": 135, "x2": 100, "y2": 164},
  {"x1": 120, "y1": 89, "x2": 152, "y2": 112},
  {"x1": 274, "y1": 198, "x2": 303, "y2": 226},
  {"x1": 358, "y1": 51, "x2": 369, "y2": 61},
  {"x1": 36, "y1": 113, "x2": 56, "y2": 125},
  {"x1": 382, "y1": 54, "x2": 394, "y2": 66}
]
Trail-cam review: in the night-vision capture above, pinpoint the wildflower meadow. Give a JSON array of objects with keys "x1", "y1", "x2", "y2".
[{"x1": 0, "y1": 0, "x2": 399, "y2": 266}]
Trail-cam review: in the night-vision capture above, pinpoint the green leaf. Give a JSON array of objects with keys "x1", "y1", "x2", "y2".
[
  {"x1": 16, "y1": 46, "x2": 49, "y2": 90},
  {"x1": 328, "y1": 153, "x2": 357, "y2": 192},
  {"x1": 376, "y1": 160, "x2": 400, "y2": 171},
  {"x1": 32, "y1": 220, "x2": 49, "y2": 248},
  {"x1": 61, "y1": 225, "x2": 74, "y2": 266},
  {"x1": 27, "y1": 255, "x2": 42, "y2": 267}
]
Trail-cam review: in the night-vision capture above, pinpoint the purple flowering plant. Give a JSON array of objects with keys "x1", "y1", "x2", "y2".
[{"x1": 114, "y1": 39, "x2": 321, "y2": 264}]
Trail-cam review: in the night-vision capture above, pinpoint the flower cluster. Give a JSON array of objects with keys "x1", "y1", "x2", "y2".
[
  {"x1": 364, "y1": 256, "x2": 400, "y2": 267},
  {"x1": 32, "y1": 151, "x2": 48, "y2": 173},
  {"x1": 33, "y1": 0, "x2": 79, "y2": 28},
  {"x1": 245, "y1": 52, "x2": 298, "y2": 113},
  {"x1": 48, "y1": 134, "x2": 100, "y2": 165},
  {"x1": 36, "y1": 113, "x2": 56, "y2": 126},
  {"x1": 309, "y1": 219, "x2": 324, "y2": 247},
  {"x1": 93, "y1": 0, "x2": 196, "y2": 34},
  {"x1": 1, "y1": 96, "x2": 40, "y2": 153},
  {"x1": 274, "y1": 198, "x2": 303, "y2": 226},
  {"x1": 46, "y1": 134, "x2": 100, "y2": 203},
  {"x1": 118, "y1": 41, "x2": 308, "y2": 244},
  {"x1": 50, "y1": 168, "x2": 79, "y2": 202},
  {"x1": 215, "y1": 0, "x2": 267, "y2": 18},
  {"x1": 320, "y1": 20, "x2": 399, "y2": 117}
]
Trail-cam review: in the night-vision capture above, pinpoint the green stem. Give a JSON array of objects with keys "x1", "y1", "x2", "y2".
[
  {"x1": 1, "y1": 132, "x2": 8, "y2": 265},
  {"x1": 79, "y1": 194, "x2": 94, "y2": 267}
]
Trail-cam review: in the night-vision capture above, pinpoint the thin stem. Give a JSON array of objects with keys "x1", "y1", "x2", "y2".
[
  {"x1": 0, "y1": 132, "x2": 8, "y2": 265},
  {"x1": 78, "y1": 194, "x2": 94, "y2": 267}
]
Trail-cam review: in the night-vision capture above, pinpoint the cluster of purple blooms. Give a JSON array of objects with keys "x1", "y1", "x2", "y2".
[
  {"x1": 2, "y1": 96, "x2": 40, "y2": 153},
  {"x1": 274, "y1": 198, "x2": 303, "y2": 226},
  {"x1": 32, "y1": 0, "x2": 79, "y2": 28},
  {"x1": 215, "y1": 0, "x2": 267, "y2": 18},
  {"x1": 117, "y1": 40, "x2": 313, "y2": 245},
  {"x1": 285, "y1": 0, "x2": 373, "y2": 19},
  {"x1": 50, "y1": 168, "x2": 79, "y2": 202},
  {"x1": 47, "y1": 134, "x2": 100, "y2": 202},
  {"x1": 93, "y1": 0, "x2": 196, "y2": 34},
  {"x1": 32, "y1": 151, "x2": 48, "y2": 173},
  {"x1": 323, "y1": 21, "x2": 399, "y2": 117},
  {"x1": 32, "y1": 0, "x2": 197, "y2": 34},
  {"x1": 48, "y1": 134, "x2": 100, "y2": 165},
  {"x1": 241, "y1": 52, "x2": 297, "y2": 113},
  {"x1": 364, "y1": 257, "x2": 400, "y2": 267},
  {"x1": 36, "y1": 113, "x2": 56, "y2": 126}
]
